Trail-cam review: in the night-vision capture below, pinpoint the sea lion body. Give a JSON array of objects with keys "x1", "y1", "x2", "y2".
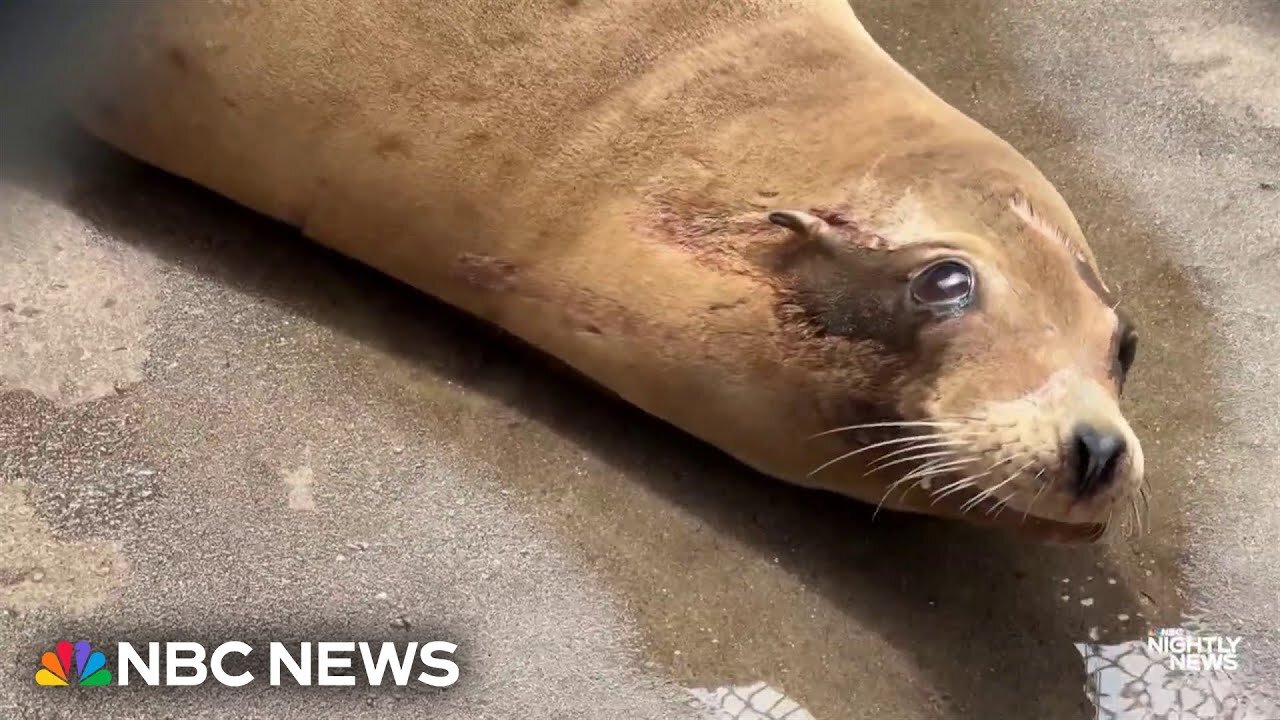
[{"x1": 72, "y1": 0, "x2": 1144, "y2": 541}]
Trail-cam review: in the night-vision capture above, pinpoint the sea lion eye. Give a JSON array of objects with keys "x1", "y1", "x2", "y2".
[
  {"x1": 1117, "y1": 329, "x2": 1138, "y2": 375},
  {"x1": 910, "y1": 259, "x2": 975, "y2": 310},
  {"x1": 1113, "y1": 325, "x2": 1138, "y2": 393}
]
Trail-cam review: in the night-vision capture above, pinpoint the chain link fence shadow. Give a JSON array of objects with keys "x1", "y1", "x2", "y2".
[{"x1": 1077, "y1": 618, "x2": 1279, "y2": 720}]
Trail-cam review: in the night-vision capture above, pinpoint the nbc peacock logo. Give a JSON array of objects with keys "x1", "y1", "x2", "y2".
[{"x1": 35, "y1": 640, "x2": 113, "y2": 687}]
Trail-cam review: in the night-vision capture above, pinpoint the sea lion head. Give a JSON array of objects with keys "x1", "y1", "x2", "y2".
[{"x1": 769, "y1": 190, "x2": 1144, "y2": 544}]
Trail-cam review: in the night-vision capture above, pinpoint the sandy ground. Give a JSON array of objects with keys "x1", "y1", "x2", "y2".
[{"x1": 1, "y1": 1, "x2": 1277, "y2": 718}]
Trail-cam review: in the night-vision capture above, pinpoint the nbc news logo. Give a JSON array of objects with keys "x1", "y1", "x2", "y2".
[
  {"x1": 35, "y1": 639, "x2": 459, "y2": 688},
  {"x1": 35, "y1": 640, "x2": 112, "y2": 687}
]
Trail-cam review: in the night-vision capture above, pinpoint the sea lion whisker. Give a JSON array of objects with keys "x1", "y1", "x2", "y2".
[
  {"x1": 987, "y1": 490, "x2": 1021, "y2": 518},
  {"x1": 808, "y1": 421, "x2": 966, "y2": 439},
  {"x1": 866, "y1": 439, "x2": 971, "y2": 469},
  {"x1": 904, "y1": 465, "x2": 979, "y2": 505},
  {"x1": 1129, "y1": 495, "x2": 1143, "y2": 538},
  {"x1": 984, "y1": 459, "x2": 1037, "y2": 519},
  {"x1": 893, "y1": 456, "x2": 977, "y2": 505},
  {"x1": 1021, "y1": 469, "x2": 1050, "y2": 523},
  {"x1": 872, "y1": 454, "x2": 975, "y2": 519},
  {"x1": 1007, "y1": 457, "x2": 1038, "y2": 480},
  {"x1": 880, "y1": 456, "x2": 953, "y2": 500},
  {"x1": 899, "y1": 457, "x2": 974, "y2": 483},
  {"x1": 867, "y1": 449, "x2": 959, "y2": 475},
  {"x1": 1093, "y1": 508, "x2": 1115, "y2": 542},
  {"x1": 872, "y1": 476, "x2": 914, "y2": 520},
  {"x1": 929, "y1": 473, "x2": 986, "y2": 505},
  {"x1": 961, "y1": 476, "x2": 1014, "y2": 515},
  {"x1": 959, "y1": 456, "x2": 1030, "y2": 515},
  {"x1": 934, "y1": 454, "x2": 1021, "y2": 508},
  {"x1": 930, "y1": 481, "x2": 974, "y2": 507},
  {"x1": 814, "y1": 432, "x2": 966, "y2": 466},
  {"x1": 1139, "y1": 482, "x2": 1152, "y2": 531},
  {"x1": 807, "y1": 434, "x2": 953, "y2": 478}
]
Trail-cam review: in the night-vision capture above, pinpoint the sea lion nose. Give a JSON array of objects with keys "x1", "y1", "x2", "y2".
[{"x1": 1071, "y1": 423, "x2": 1127, "y2": 498}]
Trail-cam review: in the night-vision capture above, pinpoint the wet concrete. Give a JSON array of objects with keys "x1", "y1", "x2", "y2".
[{"x1": 2, "y1": 1, "x2": 1278, "y2": 719}]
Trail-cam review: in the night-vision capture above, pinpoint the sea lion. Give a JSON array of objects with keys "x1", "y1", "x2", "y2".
[{"x1": 68, "y1": 0, "x2": 1144, "y2": 543}]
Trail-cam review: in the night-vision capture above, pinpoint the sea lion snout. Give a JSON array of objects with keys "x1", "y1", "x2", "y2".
[
  {"x1": 1070, "y1": 422, "x2": 1127, "y2": 500},
  {"x1": 1053, "y1": 372, "x2": 1145, "y2": 508},
  {"x1": 902, "y1": 347, "x2": 1146, "y2": 543}
]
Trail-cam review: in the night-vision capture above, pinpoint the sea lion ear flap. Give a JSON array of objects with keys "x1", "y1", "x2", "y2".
[
  {"x1": 767, "y1": 210, "x2": 845, "y2": 253},
  {"x1": 769, "y1": 209, "x2": 897, "y2": 253}
]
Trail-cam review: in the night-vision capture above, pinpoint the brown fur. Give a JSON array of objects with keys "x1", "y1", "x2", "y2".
[{"x1": 70, "y1": 0, "x2": 1143, "y2": 543}]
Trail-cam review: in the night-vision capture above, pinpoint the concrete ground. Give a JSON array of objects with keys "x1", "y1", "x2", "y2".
[{"x1": 1, "y1": 1, "x2": 1277, "y2": 718}]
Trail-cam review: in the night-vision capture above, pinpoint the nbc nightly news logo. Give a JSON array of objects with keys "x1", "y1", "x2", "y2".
[{"x1": 36, "y1": 639, "x2": 460, "y2": 688}]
